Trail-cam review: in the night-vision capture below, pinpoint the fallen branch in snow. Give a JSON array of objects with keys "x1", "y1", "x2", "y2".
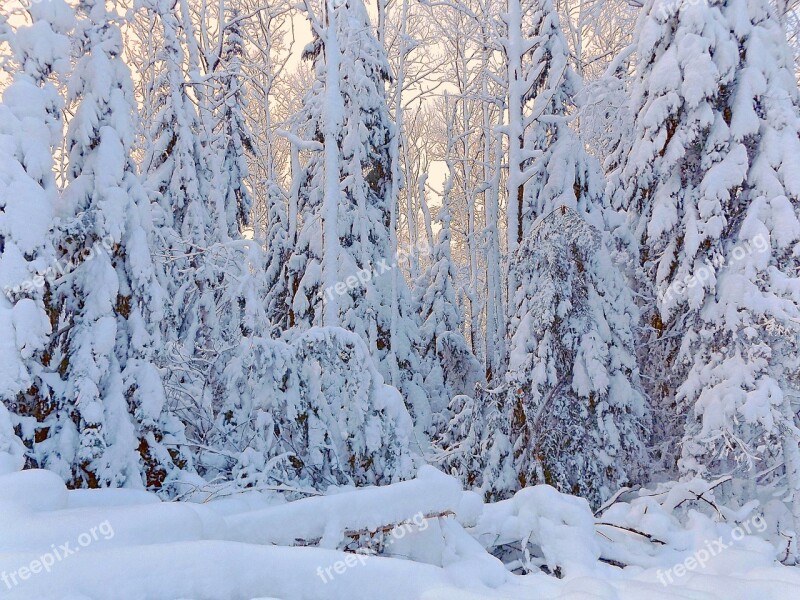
[
  {"x1": 595, "y1": 522, "x2": 667, "y2": 545},
  {"x1": 225, "y1": 466, "x2": 463, "y2": 547},
  {"x1": 165, "y1": 474, "x2": 324, "y2": 503},
  {"x1": 306, "y1": 510, "x2": 456, "y2": 549},
  {"x1": 673, "y1": 476, "x2": 731, "y2": 518},
  {"x1": 598, "y1": 557, "x2": 628, "y2": 568},
  {"x1": 780, "y1": 531, "x2": 796, "y2": 565},
  {"x1": 347, "y1": 511, "x2": 454, "y2": 537},
  {"x1": 594, "y1": 486, "x2": 635, "y2": 517}
]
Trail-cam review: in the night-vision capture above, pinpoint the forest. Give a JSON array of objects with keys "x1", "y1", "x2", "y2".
[{"x1": 1, "y1": 0, "x2": 800, "y2": 597}]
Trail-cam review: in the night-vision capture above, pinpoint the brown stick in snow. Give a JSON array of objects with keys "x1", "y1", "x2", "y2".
[{"x1": 595, "y1": 522, "x2": 667, "y2": 545}]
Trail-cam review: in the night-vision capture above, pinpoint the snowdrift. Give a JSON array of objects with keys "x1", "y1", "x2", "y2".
[{"x1": 1, "y1": 465, "x2": 799, "y2": 599}]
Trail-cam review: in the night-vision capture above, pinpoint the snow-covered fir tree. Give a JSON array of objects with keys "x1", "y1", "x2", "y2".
[
  {"x1": 142, "y1": 0, "x2": 270, "y2": 482},
  {"x1": 517, "y1": 0, "x2": 598, "y2": 229},
  {"x1": 611, "y1": 0, "x2": 740, "y2": 472},
  {"x1": 503, "y1": 207, "x2": 649, "y2": 506},
  {"x1": 142, "y1": 0, "x2": 216, "y2": 383},
  {"x1": 490, "y1": 0, "x2": 649, "y2": 507},
  {"x1": 47, "y1": 0, "x2": 189, "y2": 490},
  {"x1": 287, "y1": 0, "x2": 430, "y2": 437},
  {"x1": 617, "y1": 0, "x2": 800, "y2": 538},
  {"x1": 263, "y1": 177, "x2": 292, "y2": 332},
  {"x1": 208, "y1": 8, "x2": 268, "y2": 344},
  {"x1": 212, "y1": 9, "x2": 253, "y2": 240},
  {"x1": 0, "y1": 0, "x2": 72, "y2": 474},
  {"x1": 413, "y1": 188, "x2": 468, "y2": 429},
  {"x1": 437, "y1": 393, "x2": 485, "y2": 488},
  {"x1": 443, "y1": 390, "x2": 516, "y2": 502}
]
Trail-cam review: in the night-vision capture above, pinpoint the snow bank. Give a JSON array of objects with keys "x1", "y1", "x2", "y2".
[
  {"x1": 0, "y1": 542, "x2": 453, "y2": 600},
  {"x1": 0, "y1": 469, "x2": 68, "y2": 512},
  {"x1": 225, "y1": 465, "x2": 462, "y2": 547},
  {"x1": 470, "y1": 484, "x2": 601, "y2": 576},
  {"x1": 1, "y1": 467, "x2": 799, "y2": 599}
]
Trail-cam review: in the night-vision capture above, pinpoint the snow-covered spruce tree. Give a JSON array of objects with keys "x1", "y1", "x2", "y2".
[
  {"x1": 288, "y1": 0, "x2": 430, "y2": 436},
  {"x1": 210, "y1": 37, "x2": 267, "y2": 339},
  {"x1": 195, "y1": 10, "x2": 281, "y2": 472},
  {"x1": 430, "y1": 196, "x2": 495, "y2": 490},
  {"x1": 504, "y1": 207, "x2": 649, "y2": 507},
  {"x1": 437, "y1": 394, "x2": 485, "y2": 488},
  {"x1": 637, "y1": 2, "x2": 800, "y2": 531},
  {"x1": 610, "y1": 0, "x2": 737, "y2": 473},
  {"x1": 434, "y1": 364, "x2": 518, "y2": 502},
  {"x1": 143, "y1": 0, "x2": 213, "y2": 332},
  {"x1": 437, "y1": 387, "x2": 514, "y2": 501},
  {"x1": 48, "y1": 0, "x2": 189, "y2": 489},
  {"x1": 484, "y1": 0, "x2": 648, "y2": 507},
  {"x1": 617, "y1": 0, "x2": 800, "y2": 532},
  {"x1": 142, "y1": 0, "x2": 224, "y2": 463},
  {"x1": 413, "y1": 189, "x2": 472, "y2": 428},
  {"x1": 518, "y1": 0, "x2": 607, "y2": 231},
  {"x1": 212, "y1": 9, "x2": 253, "y2": 240},
  {"x1": 263, "y1": 94, "x2": 298, "y2": 335},
  {"x1": 142, "y1": 1, "x2": 271, "y2": 485},
  {"x1": 264, "y1": 177, "x2": 292, "y2": 332},
  {"x1": 500, "y1": 0, "x2": 608, "y2": 359},
  {"x1": 0, "y1": 0, "x2": 72, "y2": 474}
]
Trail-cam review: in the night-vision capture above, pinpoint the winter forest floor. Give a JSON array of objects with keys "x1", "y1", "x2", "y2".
[{"x1": 2, "y1": 467, "x2": 800, "y2": 599}]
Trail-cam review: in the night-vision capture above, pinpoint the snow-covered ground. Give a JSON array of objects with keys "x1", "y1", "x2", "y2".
[{"x1": 1, "y1": 467, "x2": 798, "y2": 599}]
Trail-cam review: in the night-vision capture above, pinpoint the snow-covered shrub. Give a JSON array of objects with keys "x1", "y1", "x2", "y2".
[
  {"x1": 193, "y1": 328, "x2": 415, "y2": 492},
  {"x1": 291, "y1": 328, "x2": 415, "y2": 486}
]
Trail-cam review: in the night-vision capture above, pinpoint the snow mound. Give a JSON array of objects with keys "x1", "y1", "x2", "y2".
[{"x1": 0, "y1": 467, "x2": 798, "y2": 599}]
